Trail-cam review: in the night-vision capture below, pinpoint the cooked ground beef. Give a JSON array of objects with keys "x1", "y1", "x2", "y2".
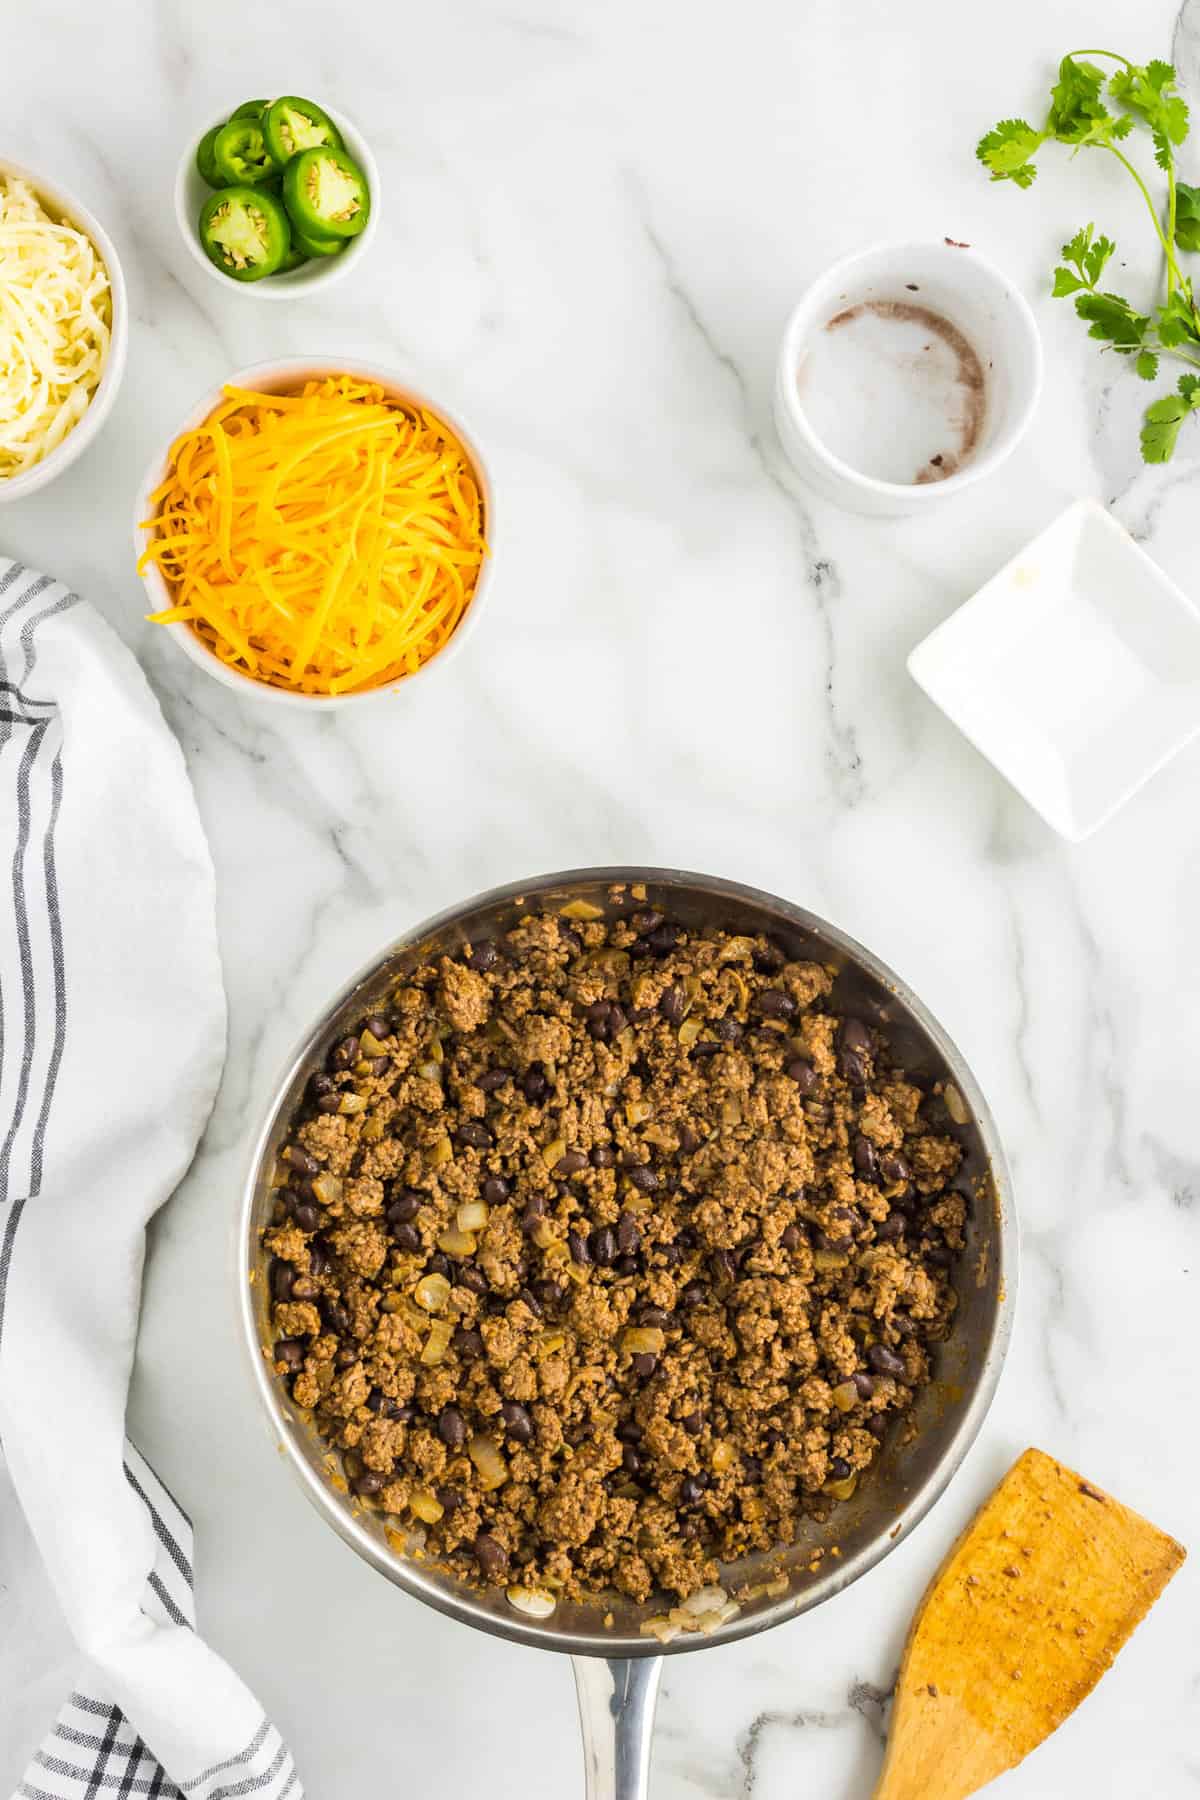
[{"x1": 262, "y1": 889, "x2": 965, "y2": 1608}]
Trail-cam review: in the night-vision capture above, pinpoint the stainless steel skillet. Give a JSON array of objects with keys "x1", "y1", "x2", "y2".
[{"x1": 239, "y1": 868, "x2": 1017, "y2": 1798}]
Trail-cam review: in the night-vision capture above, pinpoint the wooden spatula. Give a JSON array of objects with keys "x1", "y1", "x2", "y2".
[{"x1": 874, "y1": 1447, "x2": 1185, "y2": 1800}]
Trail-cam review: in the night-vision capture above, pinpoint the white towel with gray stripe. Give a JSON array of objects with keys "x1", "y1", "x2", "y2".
[{"x1": 0, "y1": 560, "x2": 302, "y2": 1800}]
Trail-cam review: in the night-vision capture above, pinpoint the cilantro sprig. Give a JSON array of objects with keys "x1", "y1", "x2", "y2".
[{"x1": 978, "y1": 51, "x2": 1200, "y2": 462}]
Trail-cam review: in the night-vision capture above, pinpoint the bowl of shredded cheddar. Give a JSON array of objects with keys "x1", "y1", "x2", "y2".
[
  {"x1": 135, "y1": 359, "x2": 493, "y2": 705},
  {"x1": 0, "y1": 159, "x2": 128, "y2": 501}
]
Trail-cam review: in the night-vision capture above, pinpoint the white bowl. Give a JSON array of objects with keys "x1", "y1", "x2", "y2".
[
  {"x1": 774, "y1": 240, "x2": 1042, "y2": 517},
  {"x1": 174, "y1": 103, "x2": 379, "y2": 299},
  {"x1": 908, "y1": 499, "x2": 1200, "y2": 840},
  {"x1": 0, "y1": 158, "x2": 129, "y2": 504},
  {"x1": 134, "y1": 358, "x2": 494, "y2": 710}
]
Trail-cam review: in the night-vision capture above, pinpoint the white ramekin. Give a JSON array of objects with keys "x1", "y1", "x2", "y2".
[
  {"x1": 134, "y1": 358, "x2": 494, "y2": 710},
  {"x1": 174, "y1": 104, "x2": 379, "y2": 300},
  {"x1": 774, "y1": 240, "x2": 1043, "y2": 517},
  {"x1": 0, "y1": 158, "x2": 129, "y2": 505}
]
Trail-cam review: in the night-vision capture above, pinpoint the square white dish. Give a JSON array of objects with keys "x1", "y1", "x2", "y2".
[{"x1": 907, "y1": 499, "x2": 1200, "y2": 841}]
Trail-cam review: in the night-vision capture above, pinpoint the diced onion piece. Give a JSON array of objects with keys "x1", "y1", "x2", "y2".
[
  {"x1": 457, "y1": 1201, "x2": 489, "y2": 1232},
  {"x1": 420, "y1": 1319, "x2": 454, "y2": 1365},
  {"x1": 710, "y1": 1441, "x2": 735, "y2": 1474},
  {"x1": 414, "y1": 1273, "x2": 451, "y2": 1313},
  {"x1": 621, "y1": 1327, "x2": 665, "y2": 1356},
  {"x1": 823, "y1": 1474, "x2": 858, "y2": 1501},
  {"x1": 560, "y1": 899, "x2": 604, "y2": 921},
  {"x1": 359, "y1": 1029, "x2": 388, "y2": 1056},
  {"x1": 437, "y1": 1226, "x2": 477, "y2": 1257},
  {"x1": 338, "y1": 1092, "x2": 367, "y2": 1115},
  {"x1": 468, "y1": 1434, "x2": 508, "y2": 1490},
  {"x1": 409, "y1": 1488, "x2": 444, "y2": 1524},
  {"x1": 312, "y1": 1172, "x2": 342, "y2": 1207},
  {"x1": 506, "y1": 1585, "x2": 556, "y2": 1619},
  {"x1": 944, "y1": 1083, "x2": 969, "y2": 1125},
  {"x1": 678, "y1": 1018, "x2": 703, "y2": 1048},
  {"x1": 541, "y1": 1136, "x2": 567, "y2": 1167}
]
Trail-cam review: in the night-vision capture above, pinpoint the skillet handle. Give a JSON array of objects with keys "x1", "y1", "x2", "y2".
[{"x1": 572, "y1": 1655, "x2": 663, "y2": 1799}]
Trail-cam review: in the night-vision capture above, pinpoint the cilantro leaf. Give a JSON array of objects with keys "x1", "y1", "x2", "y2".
[
  {"x1": 1073, "y1": 289, "x2": 1150, "y2": 349},
  {"x1": 1176, "y1": 182, "x2": 1200, "y2": 254},
  {"x1": 976, "y1": 119, "x2": 1043, "y2": 185},
  {"x1": 1109, "y1": 59, "x2": 1188, "y2": 168},
  {"x1": 1135, "y1": 349, "x2": 1160, "y2": 379},
  {"x1": 1156, "y1": 284, "x2": 1200, "y2": 349},
  {"x1": 1140, "y1": 372, "x2": 1200, "y2": 462},
  {"x1": 1049, "y1": 56, "x2": 1112, "y2": 143}
]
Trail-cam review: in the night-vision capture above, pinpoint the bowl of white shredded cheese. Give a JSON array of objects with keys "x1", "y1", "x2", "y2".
[{"x1": 0, "y1": 159, "x2": 127, "y2": 502}]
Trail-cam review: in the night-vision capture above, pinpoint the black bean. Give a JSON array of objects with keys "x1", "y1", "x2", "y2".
[
  {"x1": 474, "y1": 1533, "x2": 508, "y2": 1580},
  {"x1": 270, "y1": 1258, "x2": 295, "y2": 1302},
  {"x1": 591, "y1": 1226, "x2": 617, "y2": 1266},
  {"x1": 640, "y1": 1306, "x2": 672, "y2": 1329},
  {"x1": 617, "y1": 1215, "x2": 641, "y2": 1256},
  {"x1": 925, "y1": 1244, "x2": 954, "y2": 1268},
  {"x1": 457, "y1": 1266, "x2": 488, "y2": 1296},
  {"x1": 556, "y1": 1149, "x2": 588, "y2": 1176},
  {"x1": 615, "y1": 1419, "x2": 642, "y2": 1444},
  {"x1": 853, "y1": 1136, "x2": 878, "y2": 1178},
  {"x1": 892, "y1": 1311, "x2": 916, "y2": 1339},
  {"x1": 680, "y1": 1474, "x2": 706, "y2": 1505},
  {"x1": 680, "y1": 1282, "x2": 706, "y2": 1310},
  {"x1": 425, "y1": 1253, "x2": 450, "y2": 1282},
  {"x1": 457, "y1": 1121, "x2": 493, "y2": 1151},
  {"x1": 659, "y1": 1242, "x2": 683, "y2": 1269},
  {"x1": 868, "y1": 1415, "x2": 888, "y2": 1439},
  {"x1": 501, "y1": 1401, "x2": 534, "y2": 1444},
  {"x1": 438, "y1": 1406, "x2": 467, "y2": 1450},
  {"x1": 309, "y1": 1236, "x2": 331, "y2": 1277},
  {"x1": 322, "y1": 1296, "x2": 351, "y2": 1333},
  {"x1": 615, "y1": 1254, "x2": 639, "y2": 1276},
  {"x1": 331, "y1": 1035, "x2": 360, "y2": 1071},
  {"x1": 681, "y1": 1411, "x2": 703, "y2": 1436},
  {"x1": 839, "y1": 1017, "x2": 872, "y2": 1054},
  {"x1": 309, "y1": 1071, "x2": 335, "y2": 1098},
  {"x1": 521, "y1": 1203, "x2": 546, "y2": 1236},
  {"x1": 676, "y1": 1227, "x2": 697, "y2": 1249},
  {"x1": 291, "y1": 1275, "x2": 319, "y2": 1300},
  {"x1": 521, "y1": 1066, "x2": 549, "y2": 1103},
  {"x1": 567, "y1": 1229, "x2": 592, "y2": 1266},
  {"x1": 659, "y1": 987, "x2": 686, "y2": 1025},
  {"x1": 867, "y1": 1344, "x2": 907, "y2": 1379},
  {"x1": 315, "y1": 1092, "x2": 342, "y2": 1113},
  {"x1": 292, "y1": 1203, "x2": 320, "y2": 1233},
  {"x1": 368, "y1": 1055, "x2": 391, "y2": 1077},
  {"x1": 710, "y1": 1249, "x2": 738, "y2": 1284},
  {"x1": 828, "y1": 1456, "x2": 852, "y2": 1482},
  {"x1": 711, "y1": 1016, "x2": 741, "y2": 1043},
  {"x1": 536, "y1": 1278, "x2": 566, "y2": 1311},
  {"x1": 753, "y1": 943, "x2": 785, "y2": 973},
  {"x1": 589, "y1": 1144, "x2": 615, "y2": 1169},
  {"x1": 352, "y1": 1470, "x2": 386, "y2": 1497},
  {"x1": 632, "y1": 909, "x2": 665, "y2": 935},
  {"x1": 744, "y1": 1456, "x2": 763, "y2": 1482},
  {"x1": 437, "y1": 1485, "x2": 462, "y2": 1514},
  {"x1": 646, "y1": 924, "x2": 683, "y2": 957},
  {"x1": 627, "y1": 1165, "x2": 658, "y2": 1194},
  {"x1": 875, "y1": 1214, "x2": 905, "y2": 1241},
  {"x1": 518, "y1": 1287, "x2": 544, "y2": 1318},
  {"x1": 786, "y1": 1058, "x2": 818, "y2": 1093},
  {"x1": 482, "y1": 1175, "x2": 510, "y2": 1204},
  {"x1": 363, "y1": 1012, "x2": 391, "y2": 1041},
  {"x1": 880, "y1": 1152, "x2": 910, "y2": 1185},
  {"x1": 621, "y1": 1445, "x2": 643, "y2": 1477},
  {"x1": 691, "y1": 1040, "x2": 721, "y2": 1058},
  {"x1": 677, "y1": 1122, "x2": 699, "y2": 1154},
  {"x1": 853, "y1": 1372, "x2": 875, "y2": 1399},
  {"x1": 558, "y1": 926, "x2": 583, "y2": 955},
  {"x1": 839, "y1": 1050, "x2": 869, "y2": 1087},
  {"x1": 392, "y1": 1222, "x2": 422, "y2": 1253},
  {"x1": 284, "y1": 1144, "x2": 319, "y2": 1177},
  {"x1": 274, "y1": 1337, "x2": 305, "y2": 1370},
  {"x1": 780, "y1": 1224, "x2": 803, "y2": 1253},
  {"x1": 468, "y1": 939, "x2": 499, "y2": 972},
  {"x1": 757, "y1": 988, "x2": 796, "y2": 1019},
  {"x1": 335, "y1": 1345, "x2": 357, "y2": 1369},
  {"x1": 454, "y1": 1327, "x2": 484, "y2": 1358},
  {"x1": 608, "y1": 1004, "x2": 628, "y2": 1035},
  {"x1": 631, "y1": 1352, "x2": 658, "y2": 1379},
  {"x1": 388, "y1": 1190, "x2": 422, "y2": 1227},
  {"x1": 478, "y1": 1068, "x2": 510, "y2": 1093}
]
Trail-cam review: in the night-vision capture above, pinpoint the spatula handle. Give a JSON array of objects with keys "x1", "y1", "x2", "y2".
[{"x1": 572, "y1": 1655, "x2": 662, "y2": 1799}]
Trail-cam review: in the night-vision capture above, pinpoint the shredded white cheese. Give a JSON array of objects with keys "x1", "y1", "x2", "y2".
[{"x1": 0, "y1": 176, "x2": 112, "y2": 479}]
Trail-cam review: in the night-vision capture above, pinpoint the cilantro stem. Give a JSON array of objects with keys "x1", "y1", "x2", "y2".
[
  {"x1": 1067, "y1": 48, "x2": 1136, "y2": 69},
  {"x1": 1167, "y1": 168, "x2": 1178, "y2": 299},
  {"x1": 1103, "y1": 141, "x2": 1185, "y2": 288}
]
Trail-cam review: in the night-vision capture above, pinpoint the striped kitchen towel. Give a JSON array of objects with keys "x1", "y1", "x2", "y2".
[{"x1": 0, "y1": 561, "x2": 302, "y2": 1799}]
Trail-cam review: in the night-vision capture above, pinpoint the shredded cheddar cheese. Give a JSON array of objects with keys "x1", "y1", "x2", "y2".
[
  {"x1": 140, "y1": 376, "x2": 487, "y2": 696},
  {"x1": 0, "y1": 176, "x2": 112, "y2": 480}
]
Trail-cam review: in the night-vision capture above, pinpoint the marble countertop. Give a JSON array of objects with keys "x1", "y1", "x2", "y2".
[{"x1": 3, "y1": 0, "x2": 1199, "y2": 1793}]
